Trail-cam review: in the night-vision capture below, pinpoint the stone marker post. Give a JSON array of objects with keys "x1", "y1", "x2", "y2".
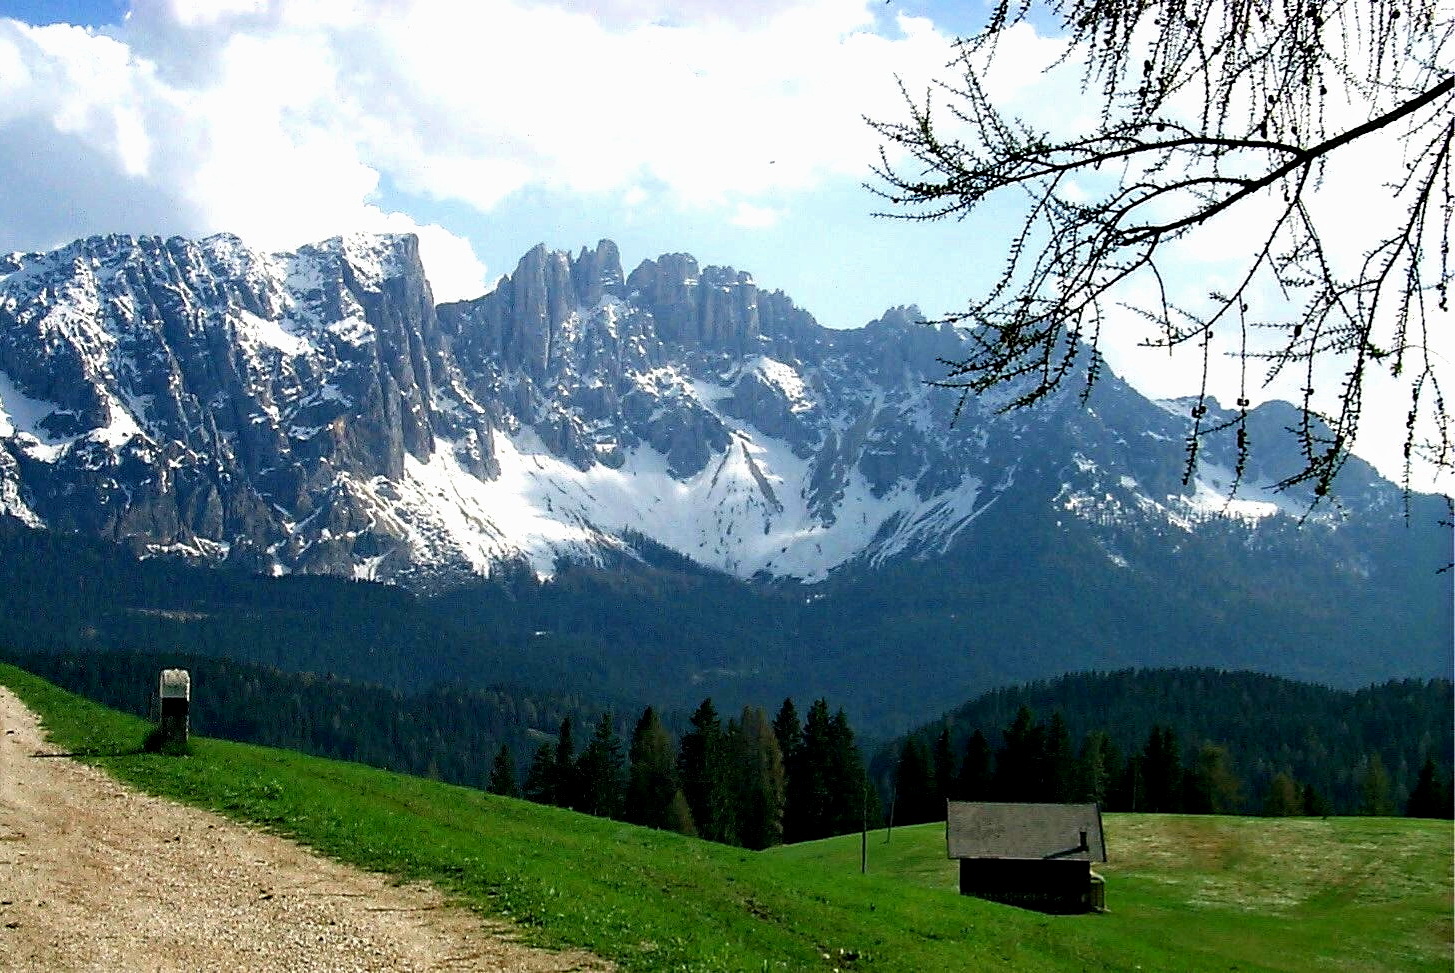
[{"x1": 159, "y1": 669, "x2": 190, "y2": 750}]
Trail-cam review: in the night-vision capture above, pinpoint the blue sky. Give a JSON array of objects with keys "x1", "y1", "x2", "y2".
[
  {"x1": 0, "y1": 1, "x2": 1445, "y2": 488},
  {"x1": 0, "y1": 1, "x2": 128, "y2": 24}
]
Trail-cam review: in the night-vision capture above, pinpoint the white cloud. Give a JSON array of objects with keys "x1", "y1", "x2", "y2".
[
  {"x1": 310, "y1": 0, "x2": 956, "y2": 205},
  {"x1": 0, "y1": 1, "x2": 960, "y2": 300},
  {"x1": 728, "y1": 202, "x2": 783, "y2": 229},
  {"x1": 375, "y1": 212, "x2": 489, "y2": 303}
]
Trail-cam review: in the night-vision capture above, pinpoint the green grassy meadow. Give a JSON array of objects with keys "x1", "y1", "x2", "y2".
[
  {"x1": 775, "y1": 813, "x2": 1454, "y2": 972},
  {"x1": 4, "y1": 663, "x2": 1450, "y2": 972}
]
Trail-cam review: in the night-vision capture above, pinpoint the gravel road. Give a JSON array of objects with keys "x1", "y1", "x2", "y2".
[{"x1": 0, "y1": 686, "x2": 611, "y2": 972}]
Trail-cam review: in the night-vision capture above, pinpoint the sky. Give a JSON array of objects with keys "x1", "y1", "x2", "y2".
[{"x1": 0, "y1": 0, "x2": 1446, "y2": 491}]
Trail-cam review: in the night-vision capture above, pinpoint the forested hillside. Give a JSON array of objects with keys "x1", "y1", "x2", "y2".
[
  {"x1": 13, "y1": 639, "x2": 1447, "y2": 859},
  {"x1": 0, "y1": 516, "x2": 799, "y2": 714},
  {"x1": 875, "y1": 669, "x2": 1454, "y2": 818},
  {"x1": 3, "y1": 515, "x2": 1448, "y2": 740}
]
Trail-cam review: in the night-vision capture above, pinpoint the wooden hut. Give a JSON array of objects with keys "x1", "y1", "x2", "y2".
[{"x1": 945, "y1": 801, "x2": 1107, "y2": 913}]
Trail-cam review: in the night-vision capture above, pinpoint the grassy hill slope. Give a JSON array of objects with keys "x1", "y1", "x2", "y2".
[
  {"x1": 3, "y1": 663, "x2": 1449, "y2": 972},
  {"x1": 773, "y1": 814, "x2": 1453, "y2": 972}
]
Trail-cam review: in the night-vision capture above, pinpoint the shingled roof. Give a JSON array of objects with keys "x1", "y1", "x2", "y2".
[{"x1": 946, "y1": 802, "x2": 1107, "y2": 862}]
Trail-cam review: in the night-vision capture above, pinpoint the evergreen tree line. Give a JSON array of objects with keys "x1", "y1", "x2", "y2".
[
  {"x1": 492, "y1": 697, "x2": 876, "y2": 850},
  {"x1": 888, "y1": 705, "x2": 1454, "y2": 822},
  {"x1": 879, "y1": 668, "x2": 1453, "y2": 818},
  {"x1": 0, "y1": 648, "x2": 616, "y2": 791},
  {"x1": 11, "y1": 645, "x2": 1448, "y2": 832},
  {"x1": 6, "y1": 644, "x2": 881, "y2": 851}
]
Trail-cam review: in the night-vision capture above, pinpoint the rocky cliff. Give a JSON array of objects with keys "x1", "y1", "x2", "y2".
[{"x1": 0, "y1": 231, "x2": 1425, "y2": 590}]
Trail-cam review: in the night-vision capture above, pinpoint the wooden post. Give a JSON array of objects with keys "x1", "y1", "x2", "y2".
[
  {"x1": 158, "y1": 669, "x2": 190, "y2": 750},
  {"x1": 861, "y1": 780, "x2": 868, "y2": 874}
]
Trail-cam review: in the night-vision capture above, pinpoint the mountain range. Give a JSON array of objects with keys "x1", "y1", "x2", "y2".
[{"x1": 0, "y1": 231, "x2": 1447, "y2": 727}]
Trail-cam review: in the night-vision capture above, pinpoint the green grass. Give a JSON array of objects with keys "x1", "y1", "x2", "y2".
[
  {"x1": 773, "y1": 811, "x2": 1454, "y2": 972},
  {"x1": 5, "y1": 663, "x2": 1450, "y2": 972}
]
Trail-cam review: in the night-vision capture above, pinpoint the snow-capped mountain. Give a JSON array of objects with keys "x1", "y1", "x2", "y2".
[{"x1": 0, "y1": 231, "x2": 1429, "y2": 590}]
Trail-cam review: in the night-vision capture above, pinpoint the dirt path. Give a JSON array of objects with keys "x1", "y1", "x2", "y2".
[{"x1": 0, "y1": 687, "x2": 611, "y2": 972}]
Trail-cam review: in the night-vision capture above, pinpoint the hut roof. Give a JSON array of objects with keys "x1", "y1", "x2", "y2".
[{"x1": 946, "y1": 801, "x2": 1107, "y2": 862}]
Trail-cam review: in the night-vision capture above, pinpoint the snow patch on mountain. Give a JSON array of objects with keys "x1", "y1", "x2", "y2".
[
  {"x1": 747, "y1": 356, "x2": 815, "y2": 413},
  {"x1": 0, "y1": 433, "x2": 40, "y2": 527},
  {"x1": 88, "y1": 389, "x2": 145, "y2": 449},
  {"x1": 1153, "y1": 396, "x2": 1200, "y2": 419},
  {"x1": 0, "y1": 371, "x2": 143, "y2": 461},
  {"x1": 1183, "y1": 462, "x2": 1313, "y2": 521},
  {"x1": 336, "y1": 233, "x2": 414, "y2": 293},
  {"x1": 236, "y1": 309, "x2": 314, "y2": 359},
  {"x1": 0, "y1": 371, "x2": 48, "y2": 440},
  {"x1": 386, "y1": 408, "x2": 989, "y2": 582}
]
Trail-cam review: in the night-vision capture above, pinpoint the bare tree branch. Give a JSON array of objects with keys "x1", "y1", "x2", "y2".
[{"x1": 869, "y1": 0, "x2": 1453, "y2": 503}]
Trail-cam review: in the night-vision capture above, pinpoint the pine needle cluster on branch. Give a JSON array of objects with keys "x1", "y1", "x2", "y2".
[{"x1": 870, "y1": 0, "x2": 1452, "y2": 499}]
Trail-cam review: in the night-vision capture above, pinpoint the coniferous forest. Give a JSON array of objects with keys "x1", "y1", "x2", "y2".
[
  {"x1": 510, "y1": 696, "x2": 874, "y2": 849},
  {"x1": 8, "y1": 646, "x2": 1450, "y2": 852},
  {"x1": 2, "y1": 647, "x2": 875, "y2": 850},
  {"x1": 876, "y1": 669, "x2": 1454, "y2": 821}
]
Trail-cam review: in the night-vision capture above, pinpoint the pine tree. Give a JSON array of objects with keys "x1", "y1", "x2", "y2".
[
  {"x1": 1184, "y1": 743, "x2": 1242, "y2": 814},
  {"x1": 827, "y1": 708, "x2": 872, "y2": 836},
  {"x1": 786, "y1": 699, "x2": 835, "y2": 841},
  {"x1": 1043, "y1": 712, "x2": 1076, "y2": 802},
  {"x1": 551, "y1": 716, "x2": 579, "y2": 810},
  {"x1": 772, "y1": 698, "x2": 802, "y2": 768},
  {"x1": 1075, "y1": 731, "x2": 1117, "y2": 806},
  {"x1": 523, "y1": 742, "x2": 555, "y2": 804},
  {"x1": 773, "y1": 697, "x2": 803, "y2": 838},
  {"x1": 1301, "y1": 782, "x2": 1332, "y2": 817},
  {"x1": 732, "y1": 706, "x2": 787, "y2": 850},
  {"x1": 679, "y1": 698, "x2": 734, "y2": 843},
  {"x1": 488, "y1": 743, "x2": 519, "y2": 797},
  {"x1": 624, "y1": 706, "x2": 678, "y2": 829},
  {"x1": 931, "y1": 726, "x2": 956, "y2": 807},
  {"x1": 994, "y1": 705, "x2": 1044, "y2": 801},
  {"x1": 576, "y1": 713, "x2": 625, "y2": 819},
  {"x1": 1118, "y1": 752, "x2": 1145, "y2": 812},
  {"x1": 895, "y1": 737, "x2": 938, "y2": 824},
  {"x1": 1263, "y1": 772, "x2": 1302, "y2": 816},
  {"x1": 957, "y1": 729, "x2": 993, "y2": 801},
  {"x1": 1359, "y1": 753, "x2": 1394, "y2": 816},
  {"x1": 1140, "y1": 726, "x2": 1184, "y2": 813},
  {"x1": 666, "y1": 789, "x2": 697, "y2": 837},
  {"x1": 1403, "y1": 756, "x2": 1451, "y2": 818}
]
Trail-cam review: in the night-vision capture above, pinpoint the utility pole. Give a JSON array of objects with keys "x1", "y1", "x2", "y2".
[
  {"x1": 883, "y1": 782, "x2": 896, "y2": 843},
  {"x1": 860, "y1": 779, "x2": 868, "y2": 874}
]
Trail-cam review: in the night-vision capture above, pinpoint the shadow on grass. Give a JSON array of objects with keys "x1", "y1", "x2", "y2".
[{"x1": 23, "y1": 727, "x2": 191, "y2": 760}]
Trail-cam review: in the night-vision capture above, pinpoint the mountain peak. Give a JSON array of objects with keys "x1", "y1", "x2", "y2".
[{"x1": 0, "y1": 230, "x2": 1428, "y2": 592}]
